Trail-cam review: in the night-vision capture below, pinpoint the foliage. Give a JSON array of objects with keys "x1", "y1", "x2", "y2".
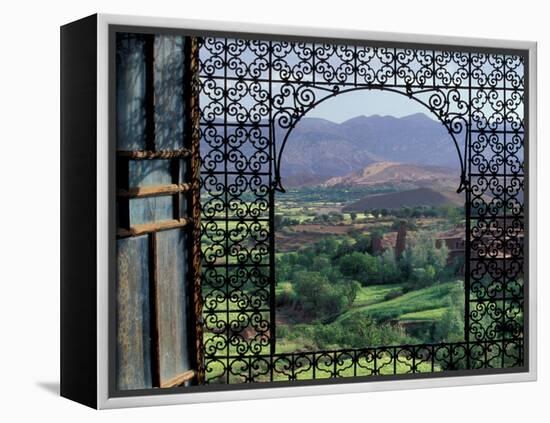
[
  {"x1": 311, "y1": 211, "x2": 344, "y2": 224},
  {"x1": 379, "y1": 247, "x2": 401, "y2": 284},
  {"x1": 279, "y1": 185, "x2": 397, "y2": 204},
  {"x1": 283, "y1": 313, "x2": 412, "y2": 350},
  {"x1": 342, "y1": 279, "x2": 362, "y2": 308},
  {"x1": 338, "y1": 252, "x2": 380, "y2": 285},
  {"x1": 407, "y1": 231, "x2": 449, "y2": 287},
  {"x1": 432, "y1": 281, "x2": 465, "y2": 342},
  {"x1": 272, "y1": 188, "x2": 465, "y2": 353},
  {"x1": 292, "y1": 270, "x2": 346, "y2": 320},
  {"x1": 362, "y1": 204, "x2": 465, "y2": 221}
]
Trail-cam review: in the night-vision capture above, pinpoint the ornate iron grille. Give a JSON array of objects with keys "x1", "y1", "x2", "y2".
[{"x1": 198, "y1": 35, "x2": 527, "y2": 384}]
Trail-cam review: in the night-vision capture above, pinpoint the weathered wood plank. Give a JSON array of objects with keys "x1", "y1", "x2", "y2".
[
  {"x1": 116, "y1": 33, "x2": 147, "y2": 151},
  {"x1": 154, "y1": 35, "x2": 186, "y2": 150},
  {"x1": 128, "y1": 159, "x2": 172, "y2": 186},
  {"x1": 116, "y1": 236, "x2": 152, "y2": 390},
  {"x1": 160, "y1": 370, "x2": 196, "y2": 388},
  {"x1": 128, "y1": 159, "x2": 174, "y2": 226},
  {"x1": 129, "y1": 196, "x2": 173, "y2": 226},
  {"x1": 155, "y1": 229, "x2": 192, "y2": 386},
  {"x1": 117, "y1": 183, "x2": 191, "y2": 199},
  {"x1": 117, "y1": 218, "x2": 192, "y2": 238}
]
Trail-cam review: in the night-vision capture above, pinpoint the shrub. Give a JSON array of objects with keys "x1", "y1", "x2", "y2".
[
  {"x1": 432, "y1": 281, "x2": 465, "y2": 342},
  {"x1": 276, "y1": 282, "x2": 296, "y2": 307},
  {"x1": 292, "y1": 270, "x2": 347, "y2": 320}
]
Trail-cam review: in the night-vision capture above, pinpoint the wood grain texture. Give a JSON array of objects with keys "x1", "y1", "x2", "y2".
[
  {"x1": 160, "y1": 370, "x2": 196, "y2": 388},
  {"x1": 116, "y1": 236, "x2": 152, "y2": 390},
  {"x1": 155, "y1": 229, "x2": 191, "y2": 385},
  {"x1": 115, "y1": 33, "x2": 147, "y2": 151},
  {"x1": 117, "y1": 217, "x2": 191, "y2": 238},
  {"x1": 117, "y1": 183, "x2": 191, "y2": 198},
  {"x1": 154, "y1": 35, "x2": 186, "y2": 151}
]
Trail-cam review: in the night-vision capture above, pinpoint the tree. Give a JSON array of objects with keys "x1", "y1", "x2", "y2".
[
  {"x1": 339, "y1": 252, "x2": 380, "y2": 285},
  {"x1": 350, "y1": 212, "x2": 357, "y2": 222},
  {"x1": 314, "y1": 237, "x2": 339, "y2": 255},
  {"x1": 433, "y1": 282, "x2": 464, "y2": 342},
  {"x1": 444, "y1": 206, "x2": 464, "y2": 225},
  {"x1": 312, "y1": 256, "x2": 331, "y2": 271},
  {"x1": 379, "y1": 247, "x2": 401, "y2": 284},
  {"x1": 353, "y1": 233, "x2": 371, "y2": 253},
  {"x1": 410, "y1": 232, "x2": 449, "y2": 281},
  {"x1": 399, "y1": 246, "x2": 415, "y2": 280},
  {"x1": 292, "y1": 271, "x2": 346, "y2": 320},
  {"x1": 335, "y1": 238, "x2": 354, "y2": 258},
  {"x1": 342, "y1": 279, "x2": 361, "y2": 307}
]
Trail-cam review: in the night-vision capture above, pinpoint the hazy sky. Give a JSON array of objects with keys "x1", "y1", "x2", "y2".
[{"x1": 305, "y1": 89, "x2": 437, "y2": 123}]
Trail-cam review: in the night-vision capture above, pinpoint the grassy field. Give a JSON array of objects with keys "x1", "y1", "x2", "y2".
[
  {"x1": 337, "y1": 281, "x2": 460, "y2": 322},
  {"x1": 353, "y1": 284, "x2": 403, "y2": 307},
  {"x1": 400, "y1": 307, "x2": 448, "y2": 321}
]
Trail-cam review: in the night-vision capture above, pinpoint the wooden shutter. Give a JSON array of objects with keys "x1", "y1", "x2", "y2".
[{"x1": 115, "y1": 32, "x2": 202, "y2": 390}]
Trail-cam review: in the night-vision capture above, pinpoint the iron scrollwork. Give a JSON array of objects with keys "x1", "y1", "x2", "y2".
[{"x1": 198, "y1": 35, "x2": 526, "y2": 384}]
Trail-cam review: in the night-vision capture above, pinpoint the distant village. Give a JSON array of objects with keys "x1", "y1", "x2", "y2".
[{"x1": 376, "y1": 219, "x2": 524, "y2": 276}]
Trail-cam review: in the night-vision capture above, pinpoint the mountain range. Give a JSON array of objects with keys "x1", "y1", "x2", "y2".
[{"x1": 279, "y1": 113, "x2": 460, "y2": 187}]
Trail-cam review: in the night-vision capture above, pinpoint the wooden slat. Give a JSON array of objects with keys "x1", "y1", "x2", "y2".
[
  {"x1": 116, "y1": 237, "x2": 153, "y2": 390},
  {"x1": 117, "y1": 149, "x2": 191, "y2": 160},
  {"x1": 117, "y1": 218, "x2": 192, "y2": 238},
  {"x1": 156, "y1": 229, "x2": 192, "y2": 386},
  {"x1": 160, "y1": 370, "x2": 196, "y2": 388},
  {"x1": 117, "y1": 183, "x2": 191, "y2": 199}
]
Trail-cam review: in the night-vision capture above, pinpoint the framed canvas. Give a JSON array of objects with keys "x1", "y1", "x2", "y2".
[{"x1": 60, "y1": 13, "x2": 537, "y2": 409}]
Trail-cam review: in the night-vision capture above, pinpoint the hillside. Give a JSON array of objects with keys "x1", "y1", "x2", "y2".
[
  {"x1": 336, "y1": 281, "x2": 459, "y2": 323},
  {"x1": 322, "y1": 161, "x2": 458, "y2": 189},
  {"x1": 342, "y1": 187, "x2": 464, "y2": 212}
]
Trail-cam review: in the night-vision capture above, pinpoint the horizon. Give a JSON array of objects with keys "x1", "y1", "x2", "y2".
[
  {"x1": 300, "y1": 111, "x2": 435, "y2": 125},
  {"x1": 303, "y1": 89, "x2": 439, "y2": 123}
]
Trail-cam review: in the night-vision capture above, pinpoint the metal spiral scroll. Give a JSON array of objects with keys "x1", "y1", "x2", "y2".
[{"x1": 198, "y1": 36, "x2": 526, "y2": 384}]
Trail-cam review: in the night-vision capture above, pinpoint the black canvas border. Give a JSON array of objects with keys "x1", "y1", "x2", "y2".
[{"x1": 60, "y1": 13, "x2": 98, "y2": 409}]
